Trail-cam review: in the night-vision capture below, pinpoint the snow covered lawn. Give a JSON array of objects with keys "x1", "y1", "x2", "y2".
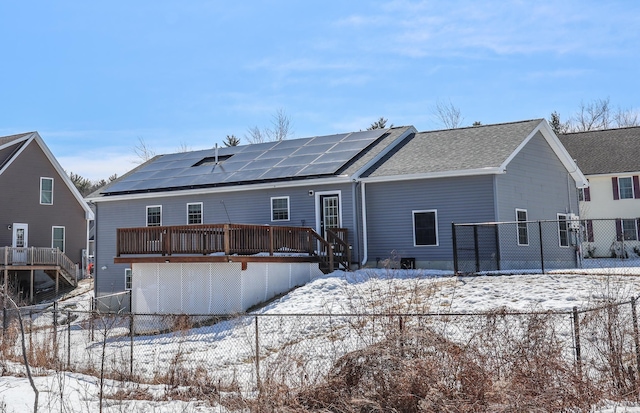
[{"x1": 2, "y1": 268, "x2": 640, "y2": 412}]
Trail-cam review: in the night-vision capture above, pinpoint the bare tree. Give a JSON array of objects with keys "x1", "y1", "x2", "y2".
[
  {"x1": 573, "y1": 98, "x2": 611, "y2": 131},
  {"x1": 223, "y1": 134, "x2": 241, "y2": 147},
  {"x1": 133, "y1": 137, "x2": 156, "y2": 163},
  {"x1": 554, "y1": 98, "x2": 640, "y2": 133},
  {"x1": 613, "y1": 107, "x2": 639, "y2": 128},
  {"x1": 432, "y1": 99, "x2": 464, "y2": 129},
  {"x1": 245, "y1": 108, "x2": 294, "y2": 144},
  {"x1": 367, "y1": 117, "x2": 392, "y2": 130},
  {"x1": 245, "y1": 126, "x2": 267, "y2": 144},
  {"x1": 176, "y1": 141, "x2": 191, "y2": 152},
  {"x1": 266, "y1": 108, "x2": 293, "y2": 141}
]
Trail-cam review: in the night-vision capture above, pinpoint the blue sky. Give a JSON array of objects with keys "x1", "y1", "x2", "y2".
[{"x1": 1, "y1": 1, "x2": 639, "y2": 181}]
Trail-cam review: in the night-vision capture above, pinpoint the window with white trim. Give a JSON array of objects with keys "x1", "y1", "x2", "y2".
[
  {"x1": 125, "y1": 268, "x2": 132, "y2": 290},
  {"x1": 146, "y1": 206, "x2": 162, "y2": 227},
  {"x1": 557, "y1": 214, "x2": 569, "y2": 247},
  {"x1": 622, "y1": 219, "x2": 638, "y2": 241},
  {"x1": 412, "y1": 210, "x2": 438, "y2": 246},
  {"x1": 618, "y1": 177, "x2": 634, "y2": 199},
  {"x1": 52, "y1": 226, "x2": 65, "y2": 252},
  {"x1": 271, "y1": 197, "x2": 290, "y2": 221},
  {"x1": 40, "y1": 177, "x2": 53, "y2": 205},
  {"x1": 187, "y1": 202, "x2": 203, "y2": 224},
  {"x1": 516, "y1": 209, "x2": 529, "y2": 246}
]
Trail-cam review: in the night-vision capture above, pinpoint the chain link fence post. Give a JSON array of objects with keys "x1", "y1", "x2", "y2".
[
  {"x1": 130, "y1": 313, "x2": 134, "y2": 376},
  {"x1": 631, "y1": 297, "x2": 640, "y2": 379},
  {"x1": 67, "y1": 310, "x2": 71, "y2": 369},
  {"x1": 572, "y1": 306, "x2": 582, "y2": 379},
  {"x1": 255, "y1": 316, "x2": 261, "y2": 391}
]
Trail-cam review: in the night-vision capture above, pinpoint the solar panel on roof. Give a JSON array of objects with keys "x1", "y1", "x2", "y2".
[
  {"x1": 306, "y1": 133, "x2": 348, "y2": 145},
  {"x1": 223, "y1": 169, "x2": 271, "y2": 182},
  {"x1": 276, "y1": 154, "x2": 322, "y2": 167},
  {"x1": 296, "y1": 161, "x2": 347, "y2": 176},
  {"x1": 311, "y1": 150, "x2": 360, "y2": 165},
  {"x1": 256, "y1": 147, "x2": 299, "y2": 159},
  {"x1": 102, "y1": 128, "x2": 390, "y2": 194},
  {"x1": 291, "y1": 143, "x2": 335, "y2": 156}
]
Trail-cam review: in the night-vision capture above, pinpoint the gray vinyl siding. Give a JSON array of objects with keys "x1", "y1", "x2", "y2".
[
  {"x1": 0, "y1": 140, "x2": 87, "y2": 263},
  {"x1": 495, "y1": 131, "x2": 579, "y2": 269},
  {"x1": 95, "y1": 182, "x2": 356, "y2": 296},
  {"x1": 364, "y1": 175, "x2": 496, "y2": 269}
]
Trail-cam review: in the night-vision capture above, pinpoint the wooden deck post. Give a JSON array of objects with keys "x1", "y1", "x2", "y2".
[
  {"x1": 55, "y1": 269, "x2": 59, "y2": 296},
  {"x1": 223, "y1": 224, "x2": 230, "y2": 255},
  {"x1": 269, "y1": 227, "x2": 274, "y2": 256},
  {"x1": 30, "y1": 269, "x2": 34, "y2": 304}
]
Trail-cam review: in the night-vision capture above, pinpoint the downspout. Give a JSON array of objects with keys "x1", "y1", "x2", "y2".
[
  {"x1": 360, "y1": 181, "x2": 368, "y2": 267},
  {"x1": 92, "y1": 202, "x2": 98, "y2": 300},
  {"x1": 351, "y1": 181, "x2": 360, "y2": 266},
  {"x1": 567, "y1": 173, "x2": 573, "y2": 215}
]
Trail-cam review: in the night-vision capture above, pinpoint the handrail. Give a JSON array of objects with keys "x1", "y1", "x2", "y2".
[
  {"x1": 116, "y1": 223, "x2": 350, "y2": 273},
  {"x1": 325, "y1": 228, "x2": 351, "y2": 271},
  {"x1": 0, "y1": 247, "x2": 77, "y2": 285}
]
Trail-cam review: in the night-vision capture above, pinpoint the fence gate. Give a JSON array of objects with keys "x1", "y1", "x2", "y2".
[{"x1": 452, "y1": 222, "x2": 500, "y2": 274}]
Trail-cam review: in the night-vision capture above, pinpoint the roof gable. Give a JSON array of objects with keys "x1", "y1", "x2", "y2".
[
  {"x1": 558, "y1": 126, "x2": 640, "y2": 175},
  {"x1": 361, "y1": 119, "x2": 587, "y2": 186},
  {"x1": 0, "y1": 132, "x2": 94, "y2": 220}
]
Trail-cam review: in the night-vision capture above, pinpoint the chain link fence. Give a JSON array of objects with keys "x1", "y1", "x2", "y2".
[
  {"x1": 2, "y1": 298, "x2": 640, "y2": 403},
  {"x1": 453, "y1": 218, "x2": 640, "y2": 274}
]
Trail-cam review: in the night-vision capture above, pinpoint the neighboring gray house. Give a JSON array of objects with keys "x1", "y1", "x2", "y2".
[
  {"x1": 87, "y1": 119, "x2": 586, "y2": 311},
  {"x1": 0, "y1": 132, "x2": 94, "y2": 300}
]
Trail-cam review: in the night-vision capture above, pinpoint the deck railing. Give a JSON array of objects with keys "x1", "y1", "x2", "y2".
[
  {"x1": 116, "y1": 223, "x2": 349, "y2": 271},
  {"x1": 0, "y1": 247, "x2": 78, "y2": 283}
]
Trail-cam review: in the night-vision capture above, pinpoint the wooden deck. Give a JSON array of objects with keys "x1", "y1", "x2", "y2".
[
  {"x1": 115, "y1": 223, "x2": 351, "y2": 273},
  {"x1": 0, "y1": 247, "x2": 79, "y2": 303}
]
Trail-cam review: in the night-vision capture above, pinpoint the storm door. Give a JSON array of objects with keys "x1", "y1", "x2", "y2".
[
  {"x1": 12, "y1": 223, "x2": 28, "y2": 264},
  {"x1": 319, "y1": 194, "x2": 340, "y2": 238}
]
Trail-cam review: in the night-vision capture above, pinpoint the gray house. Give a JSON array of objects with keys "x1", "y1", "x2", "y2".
[
  {"x1": 87, "y1": 119, "x2": 586, "y2": 311},
  {"x1": 0, "y1": 132, "x2": 94, "y2": 301}
]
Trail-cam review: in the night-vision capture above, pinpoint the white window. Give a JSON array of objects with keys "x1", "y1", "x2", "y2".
[
  {"x1": 146, "y1": 206, "x2": 162, "y2": 227},
  {"x1": 412, "y1": 210, "x2": 438, "y2": 246},
  {"x1": 271, "y1": 197, "x2": 290, "y2": 221},
  {"x1": 40, "y1": 177, "x2": 53, "y2": 205},
  {"x1": 618, "y1": 177, "x2": 634, "y2": 199},
  {"x1": 125, "y1": 268, "x2": 132, "y2": 290},
  {"x1": 516, "y1": 209, "x2": 529, "y2": 246},
  {"x1": 52, "y1": 226, "x2": 65, "y2": 252},
  {"x1": 557, "y1": 214, "x2": 569, "y2": 247},
  {"x1": 187, "y1": 202, "x2": 203, "y2": 224}
]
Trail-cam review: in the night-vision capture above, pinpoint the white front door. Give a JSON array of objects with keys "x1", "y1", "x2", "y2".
[{"x1": 12, "y1": 223, "x2": 28, "y2": 264}]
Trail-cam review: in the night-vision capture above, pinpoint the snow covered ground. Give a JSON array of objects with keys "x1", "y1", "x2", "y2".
[{"x1": 2, "y1": 267, "x2": 640, "y2": 412}]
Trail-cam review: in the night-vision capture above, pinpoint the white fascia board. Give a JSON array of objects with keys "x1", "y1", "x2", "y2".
[
  {"x1": 0, "y1": 133, "x2": 34, "y2": 177},
  {"x1": 351, "y1": 126, "x2": 418, "y2": 179},
  {"x1": 360, "y1": 167, "x2": 504, "y2": 184},
  {"x1": 32, "y1": 133, "x2": 95, "y2": 220},
  {"x1": 86, "y1": 175, "x2": 353, "y2": 203},
  {"x1": 499, "y1": 120, "x2": 589, "y2": 188}
]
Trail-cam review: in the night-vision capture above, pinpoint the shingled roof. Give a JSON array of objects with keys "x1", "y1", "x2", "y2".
[
  {"x1": 362, "y1": 119, "x2": 544, "y2": 178},
  {"x1": 558, "y1": 127, "x2": 640, "y2": 175},
  {"x1": 0, "y1": 132, "x2": 32, "y2": 147}
]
